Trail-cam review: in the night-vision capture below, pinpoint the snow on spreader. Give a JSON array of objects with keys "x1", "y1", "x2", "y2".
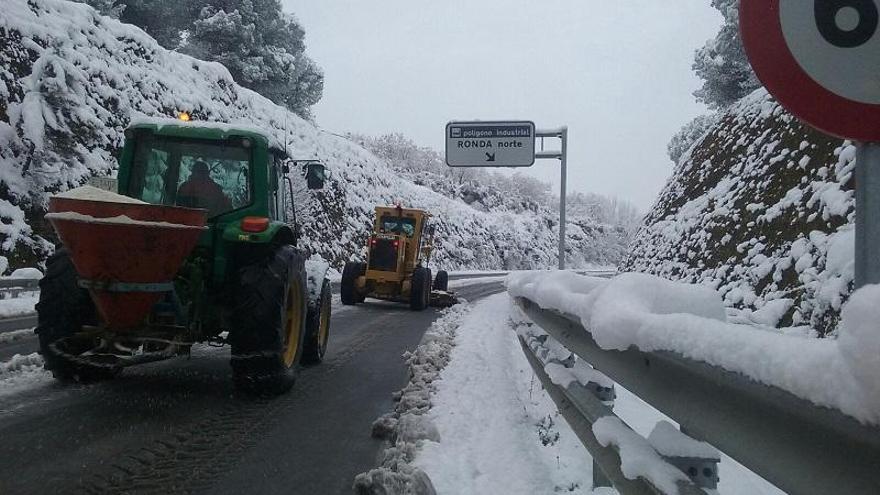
[{"x1": 46, "y1": 193, "x2": 208, "y2": 329}]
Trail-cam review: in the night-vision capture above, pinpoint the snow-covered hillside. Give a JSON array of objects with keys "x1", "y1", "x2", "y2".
[
  {"x1": 622, "y1": 89, "x2": 853, "y2": 336},
  {"x1": 0, "y1": 0, "x2": 626, "y2": 272}
]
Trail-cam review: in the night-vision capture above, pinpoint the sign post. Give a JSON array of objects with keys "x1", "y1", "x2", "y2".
[
  {"x1": 740, "y1": 0, "x2": 880, "y2": 288},
  {"x1": 536, "y1": 128, "x2": 569, "y2": 270},
  {"x1": 446, "y1": 121, "x2": 569, "y2": 269},
  {"x1": 855, "y1": 144, "x2": 880, "y2": 288}
]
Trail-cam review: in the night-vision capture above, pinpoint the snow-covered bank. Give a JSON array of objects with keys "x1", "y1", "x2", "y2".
[
  {"x1": 507, "y1": 270, "x2": 880, "y2": 426},
  {"x1": 413, "y1": 294, "x2": 593, "y2": 494},
  {"x1": 623, "y1": 89, "x2": 855, "y2": 335}
]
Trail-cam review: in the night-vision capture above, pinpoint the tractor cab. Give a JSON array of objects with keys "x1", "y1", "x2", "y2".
[{"x1": 116, "y1": 120, "x2": 325, "y2": 285}]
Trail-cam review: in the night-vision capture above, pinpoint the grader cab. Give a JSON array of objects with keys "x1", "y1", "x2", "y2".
[{"x1": 340, "y1": 206, "x2": 455, "y2": 310}]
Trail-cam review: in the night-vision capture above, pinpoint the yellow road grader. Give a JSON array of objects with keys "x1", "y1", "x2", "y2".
[{"x1": 340, "y1": 206, "x2": 455, "y2": 310}]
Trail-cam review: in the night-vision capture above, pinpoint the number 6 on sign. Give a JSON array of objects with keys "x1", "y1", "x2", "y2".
[{"x1": 740, "y1": 0, "x2": 880, "y2": 140}]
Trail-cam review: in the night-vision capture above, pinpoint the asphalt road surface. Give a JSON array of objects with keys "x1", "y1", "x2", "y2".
[{"x1": 0, "y1": 278, "x2": 505, "y2": 495}]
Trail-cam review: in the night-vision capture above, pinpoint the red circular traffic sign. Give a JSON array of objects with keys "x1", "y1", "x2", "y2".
[{"x1": 741, "y1": 0, "x2": 880, "y2": 141}]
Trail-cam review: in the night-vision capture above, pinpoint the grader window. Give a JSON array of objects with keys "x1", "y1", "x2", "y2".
[{"x1": 379, "y1": 215, "x2": 416, "y2": 237}]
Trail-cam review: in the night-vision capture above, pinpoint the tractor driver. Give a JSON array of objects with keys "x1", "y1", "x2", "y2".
[{"x1": 177, "y1": 161, "x2": 231, "y2": 216}]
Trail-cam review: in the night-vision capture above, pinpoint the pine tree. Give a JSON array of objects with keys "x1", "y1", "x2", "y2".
[
  {"x1": 692, "y1": 0, "x2": 760, "y2": 109},
  {"x1": 98, "y1": 0, "x2": 323, "y2": 117},
  {"x1": 116, "y1": 0, "x2": 197, "y2": 49},
  {"x1": 667, "y1": 114, "x2": 718, "y2": 164},
  {"x1": 80, "y1": 0, "x2": 125, "y2": 18},
  {"x1": 183, "y1": 1, "x2": 323, "y2": 117}
]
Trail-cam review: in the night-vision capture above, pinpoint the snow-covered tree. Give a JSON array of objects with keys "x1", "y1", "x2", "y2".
[
  {"x1": 692, "y1": 0, "x2": 760, "y2": 109},
  {"x1": 80, "y1": 0, "x2": 125, "y2": 18},
  {"x1": 116, "y1": 0, "x2": 196, "y2": 49},
  {"x1": 667, "y1": 113, "x2": 718, "y2": 164},
  {"x1": 101, "y1": 0, "x2": 322, "y2": 117},
  {"x1": 182, "y1": 1, "x2": 323, "y2": 118}
]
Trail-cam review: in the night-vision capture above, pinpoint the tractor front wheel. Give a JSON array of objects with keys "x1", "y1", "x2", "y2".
[
  {"x1": 230, "y1": 245, "x2": 307, "y2": 396},
  {"x1": 340, "y1": 261, "x2": 365, "y2": 305},
  {"x1": 410, "y1": 267, "x2": 431, "y2": 311},
  {"x1": 303, "y1": 278, "x2": 331, "y2": 365},
  {"x1": 35, "y1": 249, "x2": 120, "y2": 382}
]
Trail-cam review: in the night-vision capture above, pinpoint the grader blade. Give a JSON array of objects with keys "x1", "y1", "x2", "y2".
[{"x1": 430, "y1": 290, "x2": 459, "y2": 308}]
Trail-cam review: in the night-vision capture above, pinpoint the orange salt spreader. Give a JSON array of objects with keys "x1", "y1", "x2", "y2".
[{"x1": 45, "y1": 196, "x2": 208, "y2": 329}]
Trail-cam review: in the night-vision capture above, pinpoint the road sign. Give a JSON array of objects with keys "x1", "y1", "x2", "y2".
[
  {"x1": 741, "y1": 1, "x2": 880, "y2": 288},
  {"x1": 445, "y1": 121, "x2": 536, "y2": 167},
  {"x1": 740, "y1": 0, "x2": 880, "y2": 141}
]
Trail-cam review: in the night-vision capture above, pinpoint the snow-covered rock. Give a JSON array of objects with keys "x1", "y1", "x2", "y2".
[
  {"x1": 622, "y1": 89, "x2": 855, "y2": 335},
  {"x1": 0, "y1": 0, "x2": 627, "y2": 273}
]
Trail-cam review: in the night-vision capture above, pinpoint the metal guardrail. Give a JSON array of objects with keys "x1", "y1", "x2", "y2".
[
  {"x1": 0, "y1": 278, "x2": 40, "y2": 300},
  {"x1": 518, "y1": 332, "x2": 706, "y2": 495},
  {"x1": 515, "y1": 297, "x2": 880, "y2": 495}
]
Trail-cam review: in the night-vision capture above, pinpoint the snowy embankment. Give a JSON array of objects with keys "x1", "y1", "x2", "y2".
[
  {"x1": 0, "y1": 0, "x2": 625, "y2": 272},
  {"x1": 623, "y1": 89, "x2": 856, "y2": 335},
  {"x1": 507, "y1": 271, "x2": 880, "y2": 426}
]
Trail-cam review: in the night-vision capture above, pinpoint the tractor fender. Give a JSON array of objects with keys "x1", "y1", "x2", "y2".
[
  {"x1": 305, "y1": 257, "x2": 331, "y2": 309},
  {"x1": 222, "y1": 220, "x2": 295, "y2": 245}
]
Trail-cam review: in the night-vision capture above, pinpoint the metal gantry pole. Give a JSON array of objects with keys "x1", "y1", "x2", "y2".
[
  {"x1": 536, "y1": 126, "x2": 569, "y2": 270},
  {"x1": 855, "y1": 143, "x2": 880, "y2": 288},
  {"x1": 559, "y1": 127, "x2": 568, "y2": 270}
]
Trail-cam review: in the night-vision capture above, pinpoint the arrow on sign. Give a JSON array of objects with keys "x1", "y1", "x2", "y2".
[{"x1": 485, "y1": 152, "x2": 496, "y2": 162}]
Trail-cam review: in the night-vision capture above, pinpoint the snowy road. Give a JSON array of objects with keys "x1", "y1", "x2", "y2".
[{"x1": 0, "y1": 279, "x2": 504, "y2": 495}]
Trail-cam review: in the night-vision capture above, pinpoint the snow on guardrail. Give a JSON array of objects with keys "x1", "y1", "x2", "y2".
[{"x1": 507, "y1": 271, "x2": 880, "y2": 426}]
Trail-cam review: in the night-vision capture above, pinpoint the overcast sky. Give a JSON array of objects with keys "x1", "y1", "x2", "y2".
[{"x1": 282, "y1": 1, "x2": 722, "y2": 210}]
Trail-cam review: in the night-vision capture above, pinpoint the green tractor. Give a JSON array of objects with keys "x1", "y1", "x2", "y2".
[{"x1": 36, "y1": 117, "x2": 332, "y2": 395}]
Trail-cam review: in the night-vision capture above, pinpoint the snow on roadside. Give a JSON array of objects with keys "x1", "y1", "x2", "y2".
[
  {"x1": 0, "y1": 353, "x2": 52, "y2": 400},
  {"x1": 508, "y1": 271, "x2": 880, "y2": 426},
  {"x1": 0, "y1": 328, "x2": 35, "y2": 345},
  {"x1": 411, "y1": 294, "x2": 593, "y2": 494},
  {"x1": 0, "y1": 295, "x2": 38, "y2": 318},
  {"x1": 353, "y1": 303, "x2": 471, "y2": 494},
  {"x1": 446, "y1": 276, "x2": 507, "y2": 290}
]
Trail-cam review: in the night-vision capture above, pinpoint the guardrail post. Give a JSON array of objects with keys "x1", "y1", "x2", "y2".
[{"x1": 592, "y1": 460, "x2": 612, "y2": 488}]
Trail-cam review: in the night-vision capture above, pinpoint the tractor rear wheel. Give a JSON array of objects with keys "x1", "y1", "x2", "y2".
[
  {"x1": 35, "y1": 248, "x2": 120, "y2": 382},
  {"x1": 230, "y1": 245, "x2": 307, "y2": 396},
  {"x1": 341, "y1": 261, "x2": 364, "y2": 305},
  {"x1": 410, "y1": 267, "x2": 431, "y2": 311},
  {"x1": 303, "y1": 278, "x2": 331, "y2": 365},
  {"x1": 433, "y1": 270, "x2": 449, "y2": 291}
]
